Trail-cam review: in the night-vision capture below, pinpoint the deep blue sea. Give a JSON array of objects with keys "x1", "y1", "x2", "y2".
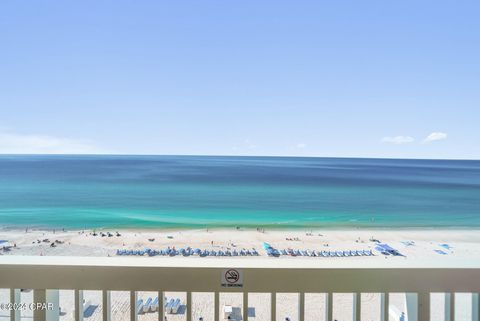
[{"x1": 0, "y1": 155, "x2": 479, "y2": 229}]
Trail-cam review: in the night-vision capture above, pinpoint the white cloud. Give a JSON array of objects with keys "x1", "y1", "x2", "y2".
[
  {"x1": 0, "y1": 131, "x2": 108, "y2": 154},
  {"x1": 296, "y1": 143, "x2": 307, "y2": 149},
  {"x1": 381, "y1": 136, "x2": 415, "y2": 144},
  {"x1": 423, "y1": 132, "x2": 448, "y2": 143}
]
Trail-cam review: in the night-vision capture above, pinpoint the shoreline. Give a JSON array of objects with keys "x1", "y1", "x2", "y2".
[{"x1": 3, "y1": 225, "x2": 480, "y2": 233}]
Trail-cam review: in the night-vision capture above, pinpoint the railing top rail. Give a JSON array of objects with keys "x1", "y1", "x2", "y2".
[{"x1": 1, "y1": 256, "x2": 480, "y2": 269}]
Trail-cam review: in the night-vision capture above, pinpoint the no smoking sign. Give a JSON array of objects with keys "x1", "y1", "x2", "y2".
[{"x1": 221, "y1": 269, "x2": 244, "y2": 287}]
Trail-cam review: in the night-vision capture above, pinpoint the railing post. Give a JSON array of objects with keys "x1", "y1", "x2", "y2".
[
  {"x1": 159, "y1": 291, "x2": 164, "y2": 321},
  {"x1": 130, "y1": 291, "x2": 137, "y2": 321},
  {"x1": 418, "y1": 292, "x2": 430, "y2": 321},
  {"x1": 102, "y1": 290, "x2": 111, "y2": 321},
  {"x1": 327, "y1": 293, "x2": 333, "y2": 321},
  {"x1": 75, "y1": 289, "x2": 83, "y2": 321},
  {"x1": 353, "y1": 293, "x2": 361, "y2": 321},
  {"x1": 271, "y1": 293, "x2": 276, "y2": 321},
  {"x1": 33, "y1": 289, "x2": 47, "y2": 321},
  {"x1": 33, "y1": 289, "x2": 59, "y2": 321},
  {"x1": 472, "y1": 293, "x2": 479, "y2": 321},
  {"x1": 214, "y1": 292, "x2": 219, "y2": 321},
  {"x1": 187, "y1": 291, "x2": 192, "y2": 321},
  {"x1": 243, "y1": 291, "x2": 249, "y2": 321},
  {"x1": 298, "y1": 292, "x2": 304, "y2": 321},
  {"x1": 380, "y1": 293, "x2": 388, "y2": 321},
  {"x1": 10, "y1": 288, "x2": 21, "y2": 321}
]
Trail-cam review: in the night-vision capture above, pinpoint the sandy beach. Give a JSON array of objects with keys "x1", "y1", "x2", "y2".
[{"x1": 1, "y1": 227, "x2": 479, "y2": 262}]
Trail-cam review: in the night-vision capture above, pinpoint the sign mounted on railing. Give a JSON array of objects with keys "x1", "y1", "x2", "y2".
[{"x1": 221, "y1": 269, "x2": 243, "y2": 287}]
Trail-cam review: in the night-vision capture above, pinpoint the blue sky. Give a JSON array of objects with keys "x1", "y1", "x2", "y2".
[{"x1": 0, "y1": 1, "x2": 479, "y2": 159}]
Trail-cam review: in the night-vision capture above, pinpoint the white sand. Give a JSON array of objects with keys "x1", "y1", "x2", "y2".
[{"x1": 1, "y1": 228, "x2": 479, "y2": 263}]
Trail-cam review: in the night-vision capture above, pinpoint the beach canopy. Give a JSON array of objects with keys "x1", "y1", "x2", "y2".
[
  {"x1": 263, "y1": 242, "x2": 272, "y2": 250},
  {"x1": 376, "y1": 243, "x2": 403, "y2": 256}
]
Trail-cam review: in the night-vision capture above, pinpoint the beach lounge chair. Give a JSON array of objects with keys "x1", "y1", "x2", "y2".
[
  {"x1": 165, "y1": 298, "x2": 174, "y2": 313},
  {"x1": 151, "y1": 297, "x2": 159, "y2": 312},
  {"x1": 136, "y1": 299, "x2": 144, "y2": 315},
  {"x1": 171, "y1": 299, "x2": 181, "y2": 314},
  {"x1": 143, "y1": 297, "x2": 152, "y2": 313},
  {"x1": 82, "y1": 299, "x2": 92, "y2": 315}
]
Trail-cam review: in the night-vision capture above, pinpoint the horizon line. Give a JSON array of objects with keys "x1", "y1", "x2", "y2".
[{"x1": 0, "y1": 153, "x2": 478, "y2": 162}]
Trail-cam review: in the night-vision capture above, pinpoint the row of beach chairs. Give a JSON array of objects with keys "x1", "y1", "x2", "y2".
[
  {"x1": 136, "y1": 297, "x2": 181, "y2": 315},
  {"x1": 274, "y1": 249, "x2": 374, "y2": 257},
  {"x1": 117, "y1": 247, "x2": 260, "y2": 257}
]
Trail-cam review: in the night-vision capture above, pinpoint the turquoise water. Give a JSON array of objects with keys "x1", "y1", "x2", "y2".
[{"x1": 0, "y1": 155, "x2": 479, "y2": 229}]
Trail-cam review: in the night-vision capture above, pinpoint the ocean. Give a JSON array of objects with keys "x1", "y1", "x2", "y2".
[{"x1": 0, "y1": 155, "x2": 479, "y2": 229}]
